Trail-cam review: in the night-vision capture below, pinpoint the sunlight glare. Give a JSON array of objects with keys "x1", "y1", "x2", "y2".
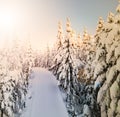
[
  {"x1": 0, "y1": 8, "x2": 17, "y2": 32},
  {"x1": 0, "y1": 4, "x2": 24, "y2": 46}
]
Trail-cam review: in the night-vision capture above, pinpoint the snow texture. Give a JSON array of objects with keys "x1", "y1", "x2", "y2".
[
  {"x1": 21, "y1": 68, "x2": 68, "y2": 117},
  {"x1": 94, "y1": 2, "x2": 120, "y2": 117}
]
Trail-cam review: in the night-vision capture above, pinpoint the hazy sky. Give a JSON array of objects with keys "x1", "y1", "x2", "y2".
[{"x1": 0, "y1": 0, "x2": 118, "y2": 50}]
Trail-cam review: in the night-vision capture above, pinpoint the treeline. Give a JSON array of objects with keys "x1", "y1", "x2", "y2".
[
  {"x1": 0, "y1": 2, "x2": 119, "y2": 117},
  {"x1": 49, "y1": 2, "x2": 120, "y2": 117},
  {"x1": 0, "y1": 41, "x2": 33, "y2": 117}
]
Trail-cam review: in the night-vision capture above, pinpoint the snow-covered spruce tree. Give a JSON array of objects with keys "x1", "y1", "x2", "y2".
[
  {"x1": 33, "y1": 51, "x2": 40, "y2": 67},
  {"x1": 76, "y1": 33, "x2": 86, "y2": 79},
  {"x1": 76, "y1": 33, "x2": 83, "y2": 59},
  {"x1": 81, "y1": 28, "x2": 92, "y2": 63},
  {"x1": 96, "y1": 17, "x2": 104, "y2": 34},
  {"x1": 59, "y1": 36, "x2": 77, "y2": 88},
  {"x1": 50, "y1": 21, "x2": 63, "y2": 76},
  {"x1": 75, "y1": 28, "x2": 100, "y2": 117},
  {"x1": 77, "y1": 28, "x2": 92, "y2": 82},
  {"x1": 0, "y1": 70, "x2": 27, "y2": 117},
  {"x1": 94, "y1": 2, "x2": 120, "y2": 117},
  {"x1": 43, "y1": 45, "x2": 52, "y2": 68},
  {"x1": 56, "y1": 21, "x2": 63, "y2": 51},
  {"x1": 21, "y1": 40, "x2": 34, "y2": 82},
  {"x1": 55, "y1": 18, "x2": 81, "y2": 116},
  {"x1": 0, "y1": 43, "x2": 29, "y2": 116},
  {"x1": 77, "y1": 28, "x2": 94, "y2": 83},
  {"x1": 46, "y1": 45, "x2": 51, "y2": 68},
  {"x1": 26, "y1": 41, "x2": 34, "y2": 68}
]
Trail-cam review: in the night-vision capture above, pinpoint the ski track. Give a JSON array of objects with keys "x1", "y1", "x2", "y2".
[{"x1": 21, "y1": 68, "x2": 68, "y2": 117}]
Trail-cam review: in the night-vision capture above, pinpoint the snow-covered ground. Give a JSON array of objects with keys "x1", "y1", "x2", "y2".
[{"x1": 21, "y1": 68, "x2": 68, "y2": 117}]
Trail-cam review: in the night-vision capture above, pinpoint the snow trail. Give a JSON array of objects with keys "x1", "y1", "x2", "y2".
[{"x1": 21, "y1": 68, "x2": 68, "y2": 117}]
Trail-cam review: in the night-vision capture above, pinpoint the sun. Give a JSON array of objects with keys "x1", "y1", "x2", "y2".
[
  {"x1": 0, "y1": 5, "x2": 22, "y2": 44},
  {"x1": 0, "y1": 8, "x2": 16, "y2": 32}
]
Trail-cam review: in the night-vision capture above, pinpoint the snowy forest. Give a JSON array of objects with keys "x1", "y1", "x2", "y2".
[{"x1": 0, "y1": 1, "x2": 120, "y2": 117}]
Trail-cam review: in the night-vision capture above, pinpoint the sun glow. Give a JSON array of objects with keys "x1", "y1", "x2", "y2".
[
  {"x1": 0, "y1": 3, "x2": 25, "y2": 47},
  {"x1": 0, "y1": 1, "x2": 55, "y2": 51},
  {"x1": 0, "y1": 8, "x2": 18, "y2": 32}
]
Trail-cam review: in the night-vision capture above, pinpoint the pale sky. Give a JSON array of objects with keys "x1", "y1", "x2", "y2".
[{"x1": 0, "y1": 0, "x2": 118, "y2": 50}]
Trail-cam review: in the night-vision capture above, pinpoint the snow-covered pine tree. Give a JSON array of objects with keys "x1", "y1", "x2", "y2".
[
  {"x1": 34, "y1": 50, "x2": 42, "y2": 67},
  {"x1": 77, "y1": 28, "x2": 93, "y2": 82},
  {"x1": 77, "y1": 33, "x2": 82, "y2": 48},
  {"x1": 50, "y1": 21, "x2": 64, "y2": 76},
  {"x1": 47, "y1": 45, "x2": 51, "y2": 68},
  {"x1": 56, "y1": 21, "x2": 63, "y2": 51},
  {"x1": 71, "y1": 29, "x2": 77, "y2": 47},
  {"x1": 82, "y1": 39, "x2": 96, "y2": 83},
  {"x1": 55, "y1": 18, "x2": 78, "y2": 89},
  {"x1": 0, "y1": 40, "x2": 29, "y2": 116},
  {"x1": 96, "y1": 17, "x2": 104, "y2": 33},
  {"x1": 79, "y1": 28, "x2": 91, "y2": 63},
  {"x1": 54, "y1": 18, "x2": 81, "y2": 116},
  {"x1": 94, "y1": 1, "x2": 120, "y2": 117},
  {"x1": 76, "y1": 33, "x2": 83, "y2": 56},
  {"x1": 22, "y1": 40, "x2": 34, "y2": 79},
  {"x1": 76, "y1": 33, "x2": 86, "y2": 71},
  {"x1": 75, "y1": 28, "x2": 100, "y2": 117},
  {"x1": 43, "y1": 45, "x2": 52, "y2": 68}
]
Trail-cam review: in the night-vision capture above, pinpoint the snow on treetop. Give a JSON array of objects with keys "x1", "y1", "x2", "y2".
[
  {"x1": 66, "y1": 18, "x2": 72, "y2": 32},
  {"x1": 57, "y1": 21, "x2": 63, "y2": 42},
  {"x1": 96, "y1": 17, "x2": 104, "y2": 32},
  {"x1": 98, "y1": 17, "x2": 104, "y2": 24},
  {"x1": 58, "y1": 21, "x2": 63, "y2": 33},
  {"x1": 107, "y1": 12, "x2": 114, "y2": 23},
  {"x1": 77, "y1": 33, "x2": 81, "y2": 39},
  {"x1": 77, "y1": 33, "x2": 83, "y2": 44},
  {"x1": 71, "y1": 29, "x2": 76, "y2": 37},
  {"x1": 116, "y1": 4, "x2": 120, "y2": 12},
  {"x1": 83, "y1": 27, "x2": 87, "y2": 34}
]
